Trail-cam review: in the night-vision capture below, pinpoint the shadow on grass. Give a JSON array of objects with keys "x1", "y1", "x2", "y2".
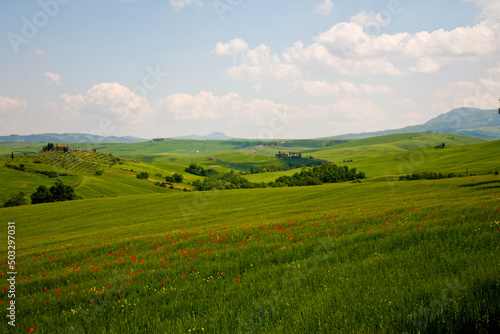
[{"x1": 458, "y1": 180, "x2": 500, "y2": 188}]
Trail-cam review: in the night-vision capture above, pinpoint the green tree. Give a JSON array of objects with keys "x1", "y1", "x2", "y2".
[
  {"x1": 137, "y1": 172, "x2": 149, "y2": 179},
  {"x1": 31, "y1": 185, "x2": 53, "y2": 204},
  {"x1": 11, "y1": 152, "x2": 14, "y2": 159},
  {"x1": 173, "y1": 173, "x2": 184, "y2": 183},
  {"x1": 50, "y1": 180, "x2": 76, "y2": 202}
]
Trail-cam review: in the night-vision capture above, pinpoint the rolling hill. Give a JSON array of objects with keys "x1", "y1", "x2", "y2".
[
  {"x1": 331, "y1": 108, "x2": 500, "y2": 139},
  {"x1": 0, "y1": 131, "x2": 499, "y2": 333}
]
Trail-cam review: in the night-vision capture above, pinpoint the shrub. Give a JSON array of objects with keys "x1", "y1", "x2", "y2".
[
  {"x1": 136, "y1": 172, "x2": 149, "y2": 180},
  {"x1": 173, "y1": 173, "x2": 184, "y2": 183},
  {"x1": 95, "y1": 170, "x2": 104, "y2": 176},
  {"x1": 3, "y1": 192, "x2": 27, "y2": 207}
]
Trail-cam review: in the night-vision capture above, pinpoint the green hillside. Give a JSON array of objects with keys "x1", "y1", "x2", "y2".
[
  {"x1": 1, "y1": 175, "x2": 499, "y2": 333},
  {"x1": 0, "y1": 132, "x2": 498, "y2": 333}
]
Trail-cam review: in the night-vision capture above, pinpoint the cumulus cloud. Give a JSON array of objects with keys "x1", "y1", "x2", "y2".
[
  {"x1": 0, "y1": 96, "x2": 27, "y2": 112},
  {"x1": 61, "y1": 83, "x2": 152, "y2": 123},
  {"x1": 212, "y1": 42, "x2": 302, "y2": 82},
  {"x1": 314, "y1": 0, "x2": 334, "y2": 15},
  {"x1": 44, "y1": 72, "x2": 62, "y2": 86},
  {"x1": 289, "y1": 19, "x2": 496, "y2": 76},
  {"x1": 433, "y1": 63, "x2": 500, "y2": 111},
  {"x1": 158, "y1": 91, "x2": 242, "y2": 121},
  {"x1": 214, "y1": 9, "x2": 498, "y2": 80},
  {"x1": 211, "y1": 38, "x2": 248, "y2": 56}
]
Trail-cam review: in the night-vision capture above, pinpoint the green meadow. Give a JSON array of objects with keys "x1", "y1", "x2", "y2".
[{"x1": 0, "y1": 133, "x2": 499, "y2": 333}]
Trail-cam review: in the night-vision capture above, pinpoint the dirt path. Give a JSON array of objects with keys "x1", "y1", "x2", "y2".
[
  {"x1": 105, "y1": 170, "x2": 191, "y2": 190},
  {"x1": 105, "y1": 170, "x2": 136, "y2": 177},
  {"x1": 71, "y1": 176, "x2": 84, "y2": 187}
]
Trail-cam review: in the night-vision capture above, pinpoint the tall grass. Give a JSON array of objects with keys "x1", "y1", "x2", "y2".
[{"x1": 1, "y1": 175, "x2": 498, "y2": 333}]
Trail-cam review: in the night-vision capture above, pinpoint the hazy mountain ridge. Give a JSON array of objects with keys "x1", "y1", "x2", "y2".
[
  {"x1": 171, "y1": 132, "x2": 235, "y2": 140},
  {"x1": 0, "y1": 133, "x2": 147, "y2": 144},
  {"x1": 331, "y1": 108, "x2": 500, "y2": 139},
  {"x1": 1, "y1": 108, "x2": 499, "y2": 143}
]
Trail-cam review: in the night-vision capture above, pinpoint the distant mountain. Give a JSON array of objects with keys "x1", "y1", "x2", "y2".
[
  {"x1": 0, "y1": 133, "x2": 148, "y2": 144},
  {"x1": 172, "y1": 132, "x2": 234, "y2": 140},
  {"x1": 331, "y1": 108, "x2": 500, "y2": 140}
]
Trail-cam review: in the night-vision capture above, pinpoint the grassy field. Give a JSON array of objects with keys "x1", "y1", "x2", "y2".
[
  {"x1": 0, "y1": 133, "x2": 499, "y2": 333},
  {"x1": 1, "y1": 175, "x2": 499, "y2": 333}
]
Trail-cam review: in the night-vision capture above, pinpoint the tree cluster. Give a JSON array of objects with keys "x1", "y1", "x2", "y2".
[
  {"x1": 251, "y1": 164, "x2": 293, "y2": 174},
  {"x1": 31, "y1": 180, "x2": 76, "y2": 204},
  {"x1": 136, "y1": 172, "x2": 149, "y2": 179},
  {"x1": 275, "y1": 151, "x2": 303, "y2": 159},
  {"x1": 190, "y1": 163, "x2": 366, "y2": 191},
  {"x1": 42, "y1": 143, "x2": 55, "y2": 151},
  {"x1": 185, "y1": 164, "x2": 219, "y2": 177},
  {"x1": 165, "y1": 173, "x2": 183, "y2": 183},
  {"x1": 274, "y1": 164, "x2": 365, "y2": 187},
  {"x1": 399, "y1": 171, "x2": 461, "y2": 181}
]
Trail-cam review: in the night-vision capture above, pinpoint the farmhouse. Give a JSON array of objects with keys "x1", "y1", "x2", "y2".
[
  {"x1": 207, "y1": 157, "x2": 218, "y2": 161},
  {"x1": 56, "y1": 145, "x2": 70, "y2": 152}
]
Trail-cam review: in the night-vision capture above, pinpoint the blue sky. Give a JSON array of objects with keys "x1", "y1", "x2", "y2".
[{"x1": 1, "y1": 0, "x2": 499, "y2": 139}]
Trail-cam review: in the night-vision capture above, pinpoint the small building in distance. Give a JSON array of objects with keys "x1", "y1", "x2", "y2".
[
  {"x1": 56, "y1": 145, "x2": 70, "y2": 152},
  {"x1": 207, "y1": 157, "x2": 218, "y2": 161}
]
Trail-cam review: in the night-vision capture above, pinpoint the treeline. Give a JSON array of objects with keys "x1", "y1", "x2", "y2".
[
  {"x1": 399, "y1": 171, "x2": 459, "y2": 181},
  {"x1": 251, "y1": 164, "x2": 293, "y2": 174},
  {"x1": 5, "y1": 162, "x2": 73, "y2": 178},
  {"x1": 275, "y1": 164, "x2": 366, "y2": 187},
  {"x1": 325, "y1": 139, "x2": 348, "y2": 147},
  {"x1": 3, "y1": 180, "x2": 77, "y2": 207},
  {"x1": 399, "y1": 170, "x2": 499, "y2": 181},
  {"x1": 185, "y1": 164, "x2": 220, "y2": 177},
  {"x1": 187, "y1": 163, "x2": 366, "y2": 191}
]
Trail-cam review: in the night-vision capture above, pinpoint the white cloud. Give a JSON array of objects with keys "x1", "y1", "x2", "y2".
[
  {"x1": 169, "y1": 0, "x2": 201, "y2": 10},
  {"x1": 434, "y1": 65, "x2": 500, "y2": 111},
  {"x1": 157, "y1": 91, "x2": 242, "y2": 120},
  {"x1": 390, "y1": 98, "x2": 417, "y2": 108},
  {"x1": 211, "y1": 38, "x2": 248, "y2": 56},
  {"x1": 292, "y1": 80, "x2": 392, "y2": 97},
  {"x1": 212, "y1": 43, "x2": 302, "y2": 82},
  {"x1": 330, "y1": 98, "x2": 385, "y2": 122},
  {"x1": 34, "y1": 49, "x2": 45, "y2": 56},
  {"x1": 155, "y1": 90, "x2": 391, "y2": 137},
  {"x1": 215, "y1": 10, "x2": 498, "y2": 81},
  {"x1": 61, "y1": 83, "x2": 152, "y2": 123},
  {"x1": 44, "y1": 72, "x2": 62, "y2": 86},
  {"x1": 0, "y1": 96, "x2": 27, "y2": 112},
  {"x1": 314, "y1": 0, "x2": 334, "y2": 15}
]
